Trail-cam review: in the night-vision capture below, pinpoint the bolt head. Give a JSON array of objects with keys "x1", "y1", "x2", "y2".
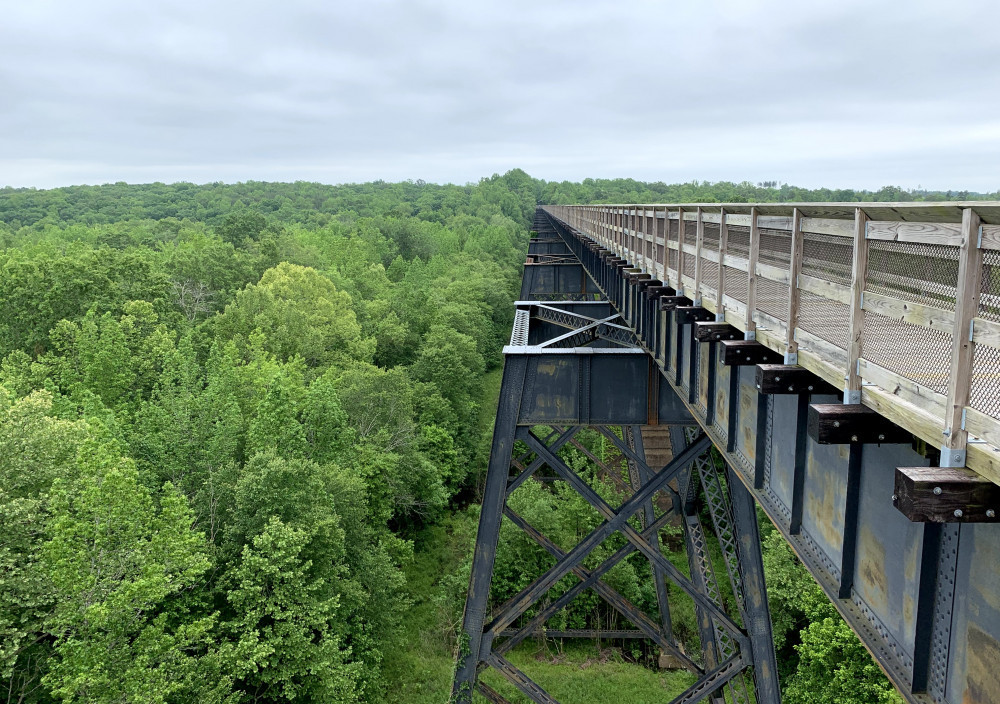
[
  {"x1": 851, "y1": 434, "x2": 859, "y2": 442},
  {"x1": 933, "y1": 486, "x2": 942, "y2": 495},
  {"x1": 988, "y1": 509, "x2": 996, "y2": 519},
  {"x1": 891, "y1": 494, "x2": 898, "y2": 503},
  {"x1": 954, "y1": 509, "x2": 964, "y2": 518},
  {"x1": 833, "y1": 421, "x2": 841, "y2": 428},
  {"x1": 878, "y1": 434, "x2": 885, "y2": 441},
  {"x1": 808, "y1": 385, "x2": 814, "y2": 391},
  {"x1": 775, "y1": 376, "x2": 781, "y2": 382}
]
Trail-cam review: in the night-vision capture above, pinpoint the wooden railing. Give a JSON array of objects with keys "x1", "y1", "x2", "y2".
[{"x1": 542, "y1": 202, "x2": 1000, "y2": 484}]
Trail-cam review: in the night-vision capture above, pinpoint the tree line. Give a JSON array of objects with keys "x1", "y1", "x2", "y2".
[{"x1": 1, "y1": 169, "x2": 907, "y2": 703}]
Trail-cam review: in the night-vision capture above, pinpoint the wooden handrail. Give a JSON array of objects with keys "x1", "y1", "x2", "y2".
[{"x1": 542, "y1": 202, "x2": 1000, "y2": 485}]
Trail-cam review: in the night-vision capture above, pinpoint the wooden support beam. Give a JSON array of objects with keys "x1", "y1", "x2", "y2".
[
  {"x1": 755, "y1": 365, "x2": 835, "y2": 395},
  {"x1": 676, "y1": 207, "x2": 686, "y2": 292},
  {"x1": 674, "y1": 306, "x2": 714, "y2": 325},
  {"x1": 784, "y1": 208, "x2": 804, "y2": 363},
  {"x1": 941, "y1": 207, "x2": 984, "y2": 467},
  {"x1": 894, "y1": 466, "x2": 1000, "y2": 522},
  {"x1": 845, "y1": 208, "x2": 870, "y2": 403},
  {"x1": 660, "y1": 295, "x2": 693, "y2": 311},
  {"x1": 693, "y1": 321, "x2": 741, "y2": 342},
  {"x1": 693, "y1": 207, "x2": 705, "y2": 304},
  {"x1": 716, "y1": 207, "x2": 728, "y2": 320},
  {"x1": 721, "y1": 340, "x2": 783, "y2": 366},
  {"x1": 745, "y1": 207, "x2": 760, "y2": 337},
  {"x1": 807, "y1": 403, "x2": 912, "y2": 444}
]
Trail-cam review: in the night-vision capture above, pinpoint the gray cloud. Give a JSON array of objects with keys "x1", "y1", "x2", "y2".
[{"x1": 2, "y1": 0, "x2": 999, "y2": 190}]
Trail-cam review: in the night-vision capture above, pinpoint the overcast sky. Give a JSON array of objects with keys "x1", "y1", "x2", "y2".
[{"x1": 2, "y1": 0, "x2": 998, "y2": 191}]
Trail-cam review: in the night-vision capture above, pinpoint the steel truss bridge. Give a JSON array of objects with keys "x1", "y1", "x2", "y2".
[{"x1": 453, "y1": 203, "x2": 1000, "y2": 704}]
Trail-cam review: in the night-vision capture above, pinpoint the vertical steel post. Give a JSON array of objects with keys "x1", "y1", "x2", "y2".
[{"x1": 452, "y1": 356, "x2": 527, "y2": 702}]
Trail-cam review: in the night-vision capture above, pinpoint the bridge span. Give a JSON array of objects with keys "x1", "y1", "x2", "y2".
[{"x1": 453, "y1": 203, "x2": 1000, "y2": 704}]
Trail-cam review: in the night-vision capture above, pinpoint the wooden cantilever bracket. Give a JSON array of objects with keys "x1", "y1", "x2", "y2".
[
  {"x1": 894, "y1": 466, "x2": 1000, "y2": 522},
  {"x1": 659, "y1": 295, "x2": 693, "y2": 311},
  {"x1": 646, "y1": 285, "x2": 674, "y2": 299},
  {"x1": 693, "y1": 321, "x2": 741, "y2": 343},
  {"x1": 755, "y1": 365, "x2": 836, "y2": 395},
  {"x1": 674, "y1": 306, "x2": 715, "y2": 325},
  {"x1": 720, "y1": 340, "x2": 783, "y2": 366},
  {"x1": 807, "y1": 404, "x2": 911, "y2": 444}
]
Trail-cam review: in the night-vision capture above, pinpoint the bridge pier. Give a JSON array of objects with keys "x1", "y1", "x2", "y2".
[
  {"x1": 537, "y1": 204, "x2": 1000, "y2": 704},
  {"x1": 453, "y1": 216, "x2": 782, "y2": 703}
]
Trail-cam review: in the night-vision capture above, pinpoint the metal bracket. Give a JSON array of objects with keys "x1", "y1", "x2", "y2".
[{"x1": 939, "y1": 445, "x2": 967, "y2": 468}]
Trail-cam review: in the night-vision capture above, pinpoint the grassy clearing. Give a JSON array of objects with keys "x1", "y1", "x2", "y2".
[
  {"x1": 385, "y1": 511, "x2": 703, "y2": 704},
  {"x1": 385, "y1": 365, "x2": 702, "y2": 703},
  {"x1": 478, "y1": 644, "x2": 698, "y2": 703}
]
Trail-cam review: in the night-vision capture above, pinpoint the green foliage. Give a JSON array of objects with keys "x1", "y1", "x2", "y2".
[
  {"x1": 42, "y1": 441, "x2": 225, "y2": 704},
  {"x1": 0, "y1": 172, "x2": 533, "y2": 703},
  {"x1": 214, "y1": 262, "x2": 374, "y2": 370},
  {"x1": 761, "y1": 522, "x2": 903, "y2": 702},
  {"x1": 0, "y1": 171, "x2": 910, "y2": 703}
]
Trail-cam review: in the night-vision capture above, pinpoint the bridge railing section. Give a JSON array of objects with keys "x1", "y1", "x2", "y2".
[{"x1": 542, "y1": 203, "x2": 1000, "y2": 484}]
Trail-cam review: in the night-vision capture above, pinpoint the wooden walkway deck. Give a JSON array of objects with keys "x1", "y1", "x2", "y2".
[{"x1": 543, "y1": 202, "x2": 1000, "y2": 485}]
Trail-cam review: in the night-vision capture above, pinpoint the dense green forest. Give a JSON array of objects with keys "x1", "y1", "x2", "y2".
[{"x1": 0, "y1": 171, "x2": 913, "y2": 704}]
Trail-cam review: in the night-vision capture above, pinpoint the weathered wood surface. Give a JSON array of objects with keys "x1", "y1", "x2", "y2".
[
  {"x1": 894, "y1": 465, "x2": 1000, "y2": 522},
  {"x1": 807, "y1": 403, "x2": 912, "y2": 445},
  {"x1": 546, "y1": 201, "x2": 1000, "y2": 486}
]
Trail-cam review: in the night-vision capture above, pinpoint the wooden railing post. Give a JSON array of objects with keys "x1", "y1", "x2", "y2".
[
  {"x1": 942, "y1": 207, "x2": 984, "y2": 467},
  {"x1": 693, "y1": 207, "x2": 705, "y2": 305},
  {"x1": 745, "y1": 206, "x2": 760, "y2": 340},
  {"x1": 785, "y1": 207, "x2": 804, "y2": 364},
  {"x1": 717, "y1": 207, "x2": 728, "y2": 321},
  {"x1": 844, "y1": 208, "x2": 870, "y2": 404},
  {"x1": 658, "y1": 206, "x2": 668, "y2": 283},
  {"x1": 676, "y1": 208, "x2": 686, "y2": 294}
]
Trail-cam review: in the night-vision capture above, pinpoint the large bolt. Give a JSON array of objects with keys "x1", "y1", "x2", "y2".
[
  {"x1": 988, "y1": 509, "x2": 997, "y2": 519},
  {"x1": 851, "y1": 434, "x2": 859, "y2": 442},
  {"x1": 891, "y1": 494, "x2": 898, "y2": 503},
  {"x1": 833, "y1": 421, "x2": 841, "y2": 428},
  {"x1": 878, "y1": 434, "x2": 885, "y2": 441},
  {"x1": 933, "y1": 486, "x2": 942, "y2": 495},
  {"x1": 954, "y1": 509, "x2": 964, "y2": 518}
]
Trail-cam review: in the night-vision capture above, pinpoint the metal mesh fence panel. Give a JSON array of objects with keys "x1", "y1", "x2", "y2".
[
  {"x1": 756, "y1": 278, "x2": 790, "y2": 323},
  {"x1": 701, "y1": 259, "x2": 720, "y2": 292},
  {"x1": 727, "y1": 225, "x2": 751, "y2": 258},
  {"x1": 759, "y1": 228, "x2": 793, "y2": 269},
  {"x1": 683, "y1": 252, "x2": 698, "y2": 281},
  {"x1": 668, "y1": 247, "x2": 679, "y2": 273},
  {"x1": 684, "y1": 219, "x2": 698, "y2": 241},
  {"x1": 979, "y1": 248, "x2": 1000, "y2": 322},
  {"x1": 724, "y1": 266, "x2": 748, "y2": 303},
  {"x1": 802, "y1": 233, "x2": 854, "y2": 285},
  {"x1": 703, "y1": 222, "x2": 721, "y2": 250},
  {"x1": 862, "y1": 311, "x2": 953, "y2": 395},
  {"x1": 799, "y1": 290, "x2": 850, "y2": 349},
  {"x1": 867, "y1": 241, "x2": 959, "y2": 311},
  {"x1": 701, "y1": 223, "x2": 721, "y2": 295},
  {"x1": 971, "y1": 344, "x2": 1000, "y2": 418}
]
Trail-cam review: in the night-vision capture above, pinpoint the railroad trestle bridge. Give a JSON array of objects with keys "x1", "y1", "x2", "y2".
[{"x1": 453, "y1": 203, "x2": 1000, "y2": 704}]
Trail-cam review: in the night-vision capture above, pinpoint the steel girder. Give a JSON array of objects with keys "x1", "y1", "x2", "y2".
[
  {"x1": 453, "y1": 275, "x2": 782, "y2": 702},
  {"x1": 540, "y1": 205, "x2": 1000, "y2": 704}
]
